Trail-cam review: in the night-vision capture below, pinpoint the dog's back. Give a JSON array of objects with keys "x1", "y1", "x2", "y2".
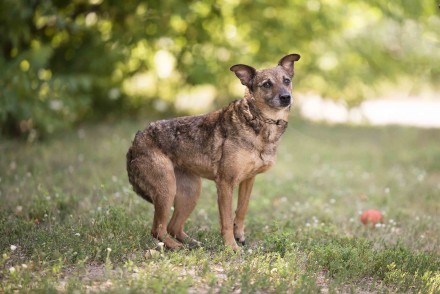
[{"x1": 127, "y1": 97, "x2": 287, "y2": 185}]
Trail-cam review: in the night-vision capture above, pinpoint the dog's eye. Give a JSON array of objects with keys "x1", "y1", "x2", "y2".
[
  {"x1": 262, "y1": 81, "x2": 272, "y2": 89},
  {"x1": 283, "y1": 78, "x2": 291, "y2": 85}
]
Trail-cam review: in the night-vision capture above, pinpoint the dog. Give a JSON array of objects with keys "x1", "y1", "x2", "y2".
[{"x1": 126, "y1": 53, "x2": 300, "y2": 251}]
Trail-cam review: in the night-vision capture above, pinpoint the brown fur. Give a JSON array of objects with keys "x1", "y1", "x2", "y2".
[{"x1": 126, "y1": 54, "x2": 300, "y2": 251}]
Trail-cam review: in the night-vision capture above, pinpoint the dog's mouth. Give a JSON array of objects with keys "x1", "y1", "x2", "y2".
[
  {"x1": 275, "y1": 98, "x2": 292, "y2": 109},
  {"x1": 279, "y1": 99, "x2": 291, "y2": 108}
]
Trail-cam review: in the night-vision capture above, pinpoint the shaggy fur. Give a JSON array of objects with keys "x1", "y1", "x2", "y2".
[{"x1": 127, "y1": 54, "x2": 300, "y2": 251}]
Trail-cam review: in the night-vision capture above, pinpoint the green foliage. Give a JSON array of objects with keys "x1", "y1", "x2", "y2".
[
  {"x1": 0, "y1": 0, "x2": 124, "y2": 138},
  {"x1": 1, "y1": 0, "x2": 439, "y2": 138}
]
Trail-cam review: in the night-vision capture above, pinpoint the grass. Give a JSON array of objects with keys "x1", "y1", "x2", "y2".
[{"x1": 1, "y1": 116, "x2": 439, "y2": 293}]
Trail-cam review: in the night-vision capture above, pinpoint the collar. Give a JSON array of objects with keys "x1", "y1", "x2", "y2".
[{"x1": 247, "y1": 99, "x2": 288, "y2": 126}]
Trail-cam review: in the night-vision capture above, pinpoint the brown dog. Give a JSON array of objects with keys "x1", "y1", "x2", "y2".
[{"x1": 127, "y1": 54, "x2": 300, "y2": 251}]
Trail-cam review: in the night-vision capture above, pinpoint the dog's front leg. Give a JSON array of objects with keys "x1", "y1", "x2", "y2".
[
  {"x1": 216, "y1": 181, "x2": 240, "y2": 251},
  {"x1": 234, "y1": 176, "x2": 255, "y2": 245}
]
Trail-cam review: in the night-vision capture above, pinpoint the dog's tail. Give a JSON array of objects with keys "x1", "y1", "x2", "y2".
[{"x1": 126, "y1": 132, "x2": 153, "y2": 204}]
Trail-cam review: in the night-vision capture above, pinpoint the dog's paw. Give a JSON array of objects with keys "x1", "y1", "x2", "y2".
[
  {"x1": 235, "y1": 237, "x2": 246, "y2": 246},
  {"x1": 229, "y1": 243, "x2": 241, "y2": 252},
  {"x1": 154, "y1": 233, "x2": 183, "y2": 251}
]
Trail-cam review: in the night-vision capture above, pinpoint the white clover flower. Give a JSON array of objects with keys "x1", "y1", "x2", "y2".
[
  {"x1": 10, "y1": 245, "x2": 17, "y2": 251},
  {"x1": 9, "y1": 267, "x2": 16, "y2": 273},
  {"x1": 107, "y1": 247, "x2": 112, "y2": 252},
  {"x1": 75, "y1": 233, "x2": 80, "y2": 237}
]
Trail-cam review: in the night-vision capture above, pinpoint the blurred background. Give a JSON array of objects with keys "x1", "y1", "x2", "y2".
[{"x1": 1, "y1": 0, "x2": 439, "y2": 140}]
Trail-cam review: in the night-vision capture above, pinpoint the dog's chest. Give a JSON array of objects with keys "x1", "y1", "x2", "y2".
[
  {"x1": 232, "y1": 146, "x2": 277, "y2": 182},
  {"x1": 233, "y1": 129, "x2": 282, "y2": 179},
  {"x1": 253, "y1": 142, "x2": 278, "y2": 173}
]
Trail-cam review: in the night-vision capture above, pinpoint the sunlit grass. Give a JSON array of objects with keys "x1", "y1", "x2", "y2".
[{"x1": 1, "y1": 117, "x2": 439, "y2": 292}]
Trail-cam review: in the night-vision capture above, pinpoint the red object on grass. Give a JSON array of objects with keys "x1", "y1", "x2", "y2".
[{"x1": 360, "y1": 209, "x2": 384, "y2": 226}]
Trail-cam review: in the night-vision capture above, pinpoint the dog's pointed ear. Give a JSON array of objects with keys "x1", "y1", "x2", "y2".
[
  {"x1": 230, "y1": 64, "x2": 257, "y2": 90},
  {"x1": 278, "y1": 54, "x2": 301, "y2": 77}
]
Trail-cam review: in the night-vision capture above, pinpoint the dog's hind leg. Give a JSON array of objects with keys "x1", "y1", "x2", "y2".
[
  {"x1": 149, "y1": 158, "x2": 183, "y2": 250},
  {"x1": 167, "y1": 168, "x2": 202, "y2": 248},
  {"x1": 128, "y1": 148, "x2": 183, "y2": 250}
]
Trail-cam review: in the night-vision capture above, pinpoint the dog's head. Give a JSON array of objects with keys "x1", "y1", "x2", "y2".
[{"x1": 230, "y1": 54, "x2": 300, "y2": 110}]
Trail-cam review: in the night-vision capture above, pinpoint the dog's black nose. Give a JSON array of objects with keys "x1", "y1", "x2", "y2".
[{"x1": 279, "y1": 94, "x2": 291, "y2": 105}]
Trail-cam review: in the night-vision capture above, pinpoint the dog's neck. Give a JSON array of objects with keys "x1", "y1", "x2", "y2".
[
  {"x1": 245, "y1": 95, "x2": 290, "y2": 124},
  {"x1": 232, "y1": 97, "x2": 288, "y2": 138}
]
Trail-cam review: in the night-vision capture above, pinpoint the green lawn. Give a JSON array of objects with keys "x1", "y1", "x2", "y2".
[{"x1": 1, "y1": 117, "x2": 439, "y2": 293}]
